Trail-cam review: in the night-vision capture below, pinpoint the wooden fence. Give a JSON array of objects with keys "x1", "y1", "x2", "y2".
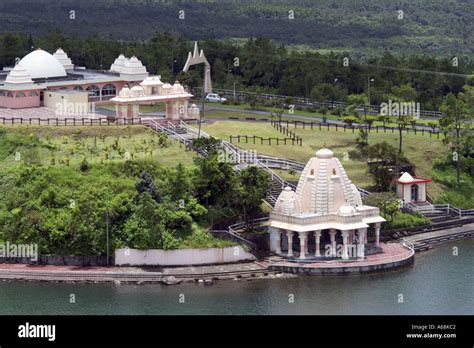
[
  {"x1": 270, "y1": 119, "x2": 441, "y2": 139},
  {"x1": 229, "y1": 134, "x2": 302, "y2": 146},
  {"x1": 0, "y1": 117, "x2": 143, "y2": 126}
]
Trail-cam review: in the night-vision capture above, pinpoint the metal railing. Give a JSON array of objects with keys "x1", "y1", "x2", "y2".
[{"x1": 195, "y1": 87, "x2": 445, "y2": 119}]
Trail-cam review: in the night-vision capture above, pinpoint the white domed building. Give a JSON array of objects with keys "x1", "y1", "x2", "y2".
[
  {"x1": 269, "y1": 148, "x2": 385, "y2": 260},
  {"x1": 111, "y1": 78, "x2": 198, "y2": 120},
  {"x1": 0, "y1": 49, "x2": 149, "y2": 110}
]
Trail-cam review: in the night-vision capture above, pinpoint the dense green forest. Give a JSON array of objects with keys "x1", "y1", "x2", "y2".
[
  {"x1": 1, "y1": 31, "x2": 472, "y2": 111},
  {"x1": 0, "y1": 0, "x2": 472, "y2": 57}
]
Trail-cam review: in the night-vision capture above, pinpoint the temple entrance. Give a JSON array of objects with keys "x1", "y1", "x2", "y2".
[{"x1": 410, "y1": 184, "x2": 419, "y2": 202}]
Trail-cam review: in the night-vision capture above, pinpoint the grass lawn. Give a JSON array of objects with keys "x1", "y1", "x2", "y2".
[
  {"x1": 0, "y1": 125, "x2": 196, "y2": 170},
  {"x1": 198, "y1": 100, "x2": 439, "y2": 127},
  {"x1": 202, "y1": 120, "x2": 447, "y2": 197}
]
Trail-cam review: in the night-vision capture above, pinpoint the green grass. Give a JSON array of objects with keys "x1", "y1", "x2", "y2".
[
  {"x1": 0, "y1": 125, "x2": 196, "y2": 170},
  {"x1": 385, "y1": 212, "x2": 431, "y2": 231},
  {"x1": 199, "y1": 100, "x2": 440, "y2": 127},
  {"x1": 202, "y1": 121, "x2": 447, "y2": 196}
]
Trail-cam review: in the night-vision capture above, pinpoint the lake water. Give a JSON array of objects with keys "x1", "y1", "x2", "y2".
[{"x1": 0, "y1": 239, "x2": 472, "y2": 315}]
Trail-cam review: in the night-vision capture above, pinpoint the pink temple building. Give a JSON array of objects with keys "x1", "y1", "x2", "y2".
[{"x1": 0, "y1": 48, "x2": 148, "y2": 109}]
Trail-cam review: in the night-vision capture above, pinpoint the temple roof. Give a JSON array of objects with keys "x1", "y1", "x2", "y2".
[{"x1": 17, "y1": 49, "x2": 67, "y2": 79}]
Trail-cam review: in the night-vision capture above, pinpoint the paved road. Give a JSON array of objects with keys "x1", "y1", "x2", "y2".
[{"x1": 405, "y1": 223, "x2": 474, "y2": 243}]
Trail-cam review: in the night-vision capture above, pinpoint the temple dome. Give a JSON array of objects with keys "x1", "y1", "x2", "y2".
[
  {"x1": 119, "y1": 86, "x2": 131, "y2": 98},
  {"x1": 5, "y1": 64, "x2": 33, "y2": 84},
  {"x1": 18, "y1": 49, "x2": 67, "y2": 79},
  {"x1": 338, "y1": 204, "x2": 356, "y2": 216},
  {"x1": 121, "y1": 56, "x2": 147, "y2": 75},
  {"x1": 274, "y1": 187, "x2": 301, "y2": 215},
  {"x1": 110, "y1": 54, "x2": 128, "y2": 73},
  {"x1": 294, "y1": 147, "x2": 359, "y2": 215},
  {"x1": 130, "y1": 85, "x2": 145, "y2": 97},
  {"x1": 53, "y1": 48, "x2": 74, "y2": 70},
  {"x1": 316, "y1": 148, "x2": 334, "y2": 159}
]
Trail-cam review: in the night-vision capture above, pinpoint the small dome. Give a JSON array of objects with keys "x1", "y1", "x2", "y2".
[
  {"x1": 53, "y1": 48, "x2": 74, "y2": 70},
  {"x1": 140, "y1": 76, "x2": 163, "y2": 86},
  {"x1": 5, "y1": 64, "x2": 33, "y2": 84},
  {"x1": 338, "y1": 204, "x2": 356, "y2": 216},
  {"x1": 274, "y1": 187, "x2": 301, "y2": 215},
  {"x1": 110, "y1": 54, "x2": 128, "y2": 72},
  {"x1": 315, "y1": 148, "x2": 333, "y2": 159},
  {"x1": 121, "y1": 56, "x2": 147, "y2": 75},
  {"x1": 398, "y1": 172, "x2": 415, "y2": 183},
  {"x1": 19, "y1": 49, "x2": 67, "y2": 79},
  {"x1": 130, "y1": 85, "x2": 144, "y2": 97},
  {"x1": 172, "y1": 81, "x2": 184, "y2": 93},
  {"x1": 119, "y1": 87, "x2": 131, "y2": 97}
]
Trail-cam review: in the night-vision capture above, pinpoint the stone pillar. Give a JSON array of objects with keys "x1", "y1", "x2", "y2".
[
  {"x1": 329, "y1": 229, "x2": 337, "y2": 257},
  {"x1": 341, "y1": 230, "x2": 349, "y2": 260},
  {"x1": 375, "y1": 223, "x2": 381, "y2": 247},
  {"x1": 115, "y1": 104, "x2": 119, "y2": 118},
  {"x1": 275, "y1": 230, "x2": 282, "y2": 254},
  {"x1": 132, "y1": 103, "x2": 139, "y2": 118},
  {"x1": 286, "y1": 231, "x2": 294, "y2": 257},
  {"x1": 120, "y1": 105, "x2": 128, "y2": 119},
  {"x1": 357, "y1": 228, "x2": 366, "y2": 259},
  {"x1": 314, "y1": 230, "x2": 321, "y2": 257},
  {"x1": 299, "y1": 232, "x2": 308, "y2": 260}
]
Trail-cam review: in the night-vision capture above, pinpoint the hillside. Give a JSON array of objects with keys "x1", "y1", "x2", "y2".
[{"x1": 0, "y1": 0, "x2": 472, "y2": 56}]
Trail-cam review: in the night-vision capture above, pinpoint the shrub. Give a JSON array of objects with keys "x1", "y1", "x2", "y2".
[
  {"x1": 79, "y1": 159, "x2": 90, "y2": 172},
  {"x1": 385, "y1": 213, "x2": 430, "y2": 230}
]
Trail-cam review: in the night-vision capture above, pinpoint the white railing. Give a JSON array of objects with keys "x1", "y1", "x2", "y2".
[
  {"x1": 404, "y1": 202, "x2": 474, "y2": 218},
  {"x1": 148, "y1": 119, "x2": 190, "y2": 146}
]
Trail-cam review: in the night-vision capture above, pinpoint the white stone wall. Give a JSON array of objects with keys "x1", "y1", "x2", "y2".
[{"x1": 115, "y1": 246, "x2": 255, "y2": 266}]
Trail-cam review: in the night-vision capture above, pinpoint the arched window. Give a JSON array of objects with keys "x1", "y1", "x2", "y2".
[
  {"x1": 102, "y1": 84, "x2": 117, "y2": 97},
  {"x1": 15, "y1": 92, "x2": 26, "y2": 98},
  {"x1": 29, "y1": 91, "x2": 39, "y2": 97},
  {"x1": 7, "y1": 92, "x2": 13, "y2": 98},
  {"x1": 86, "y1": 85, "x2": 100, "y2": 98},
  {"x1": 74, "y1": 86, "x2": 84, "y2": 91},
  {"x1": 0, "y1": 91, "x2": 5, "y2": 97}
]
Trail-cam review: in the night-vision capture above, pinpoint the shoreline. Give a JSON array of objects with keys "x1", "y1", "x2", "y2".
[{"x1": 0, "y1": 233, "x2": 471, "y2": 285}]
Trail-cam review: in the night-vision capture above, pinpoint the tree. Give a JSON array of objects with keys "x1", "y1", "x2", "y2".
[
  {"x1": 135, "y1": 171, "x2": 160, "y2": 202},
  {"x1": 440, "y1": 93, "x2": 470, "y2": 185},
  {"x1": 365, "y1": 192, "x2": 400, "y2": 222},
  {"x1": 366, "y1": 142, "x2": 406, "y2": 191},
  {"x1": 343, "y1": 116, "x2": 358, "y2": 127},
  {"x1": 396, "y1": 113, "x2": 413, "y2": 154},
  {"x1": 237, "y1": 166, "x2": 271, "y2": 226}
]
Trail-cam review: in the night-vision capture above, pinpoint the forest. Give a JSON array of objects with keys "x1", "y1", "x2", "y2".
[
  {"x1": 0, "y1": 31, "x2": 472, "y2": 112},
  {"x1": 0, "y1": 0, "x2": 472, "y2": 57}
]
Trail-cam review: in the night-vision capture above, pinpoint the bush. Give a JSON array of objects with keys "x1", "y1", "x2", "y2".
[
  {"x1": 385, "y1": 212, "x2": 430, "y2": 230},
  {"x1": 79, "y1": 159, "x2": 90, "y2": 172}
]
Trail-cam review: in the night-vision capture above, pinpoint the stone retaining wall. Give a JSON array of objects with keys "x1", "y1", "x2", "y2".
[{"x1": 115, "y1": 246, "x2": 255, "y2": 266}]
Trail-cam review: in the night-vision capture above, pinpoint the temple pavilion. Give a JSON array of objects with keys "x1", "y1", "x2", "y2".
[{"x1": 268, "y1": 148, "x2": 385, "y2": 260}]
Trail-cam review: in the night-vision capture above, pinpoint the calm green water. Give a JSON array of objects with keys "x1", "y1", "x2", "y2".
[{"x1": 0, "y1": 240, "x2": 472, "y2": 315}]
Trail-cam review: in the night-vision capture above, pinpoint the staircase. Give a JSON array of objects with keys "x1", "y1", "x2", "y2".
[{"x1": 143, "y1": 119, "x2": 369, "y2": 207}]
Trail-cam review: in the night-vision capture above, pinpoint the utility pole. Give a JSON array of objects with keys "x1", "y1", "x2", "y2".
[
  {"x1": 106, "y1": 208, "x2": 109, "y2": 267},
  {"x1": 233, "y1": 81, "x2": 237, "y2": 102},
  {"x1": 368, "y1": 77, "x2": 374, "y2": 112}
]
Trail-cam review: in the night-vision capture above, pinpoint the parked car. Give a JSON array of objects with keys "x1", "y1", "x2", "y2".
[{"x1": 205, "y1": 93, "x2": 227, "y2": 103}]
